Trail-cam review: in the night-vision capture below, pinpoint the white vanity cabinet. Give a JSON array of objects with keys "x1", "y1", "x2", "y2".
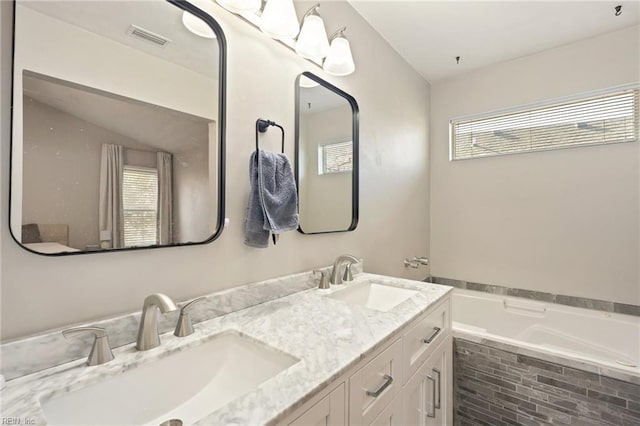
[
  {"x1": 403, "y1": 337, "x2": 453, "y2": 426},
  {"x1": 288, "y1": 384, "x2": 346, "y2": 426},
  {"x1": 280, "y1": 295, "x2": 452, "y2": 426}
]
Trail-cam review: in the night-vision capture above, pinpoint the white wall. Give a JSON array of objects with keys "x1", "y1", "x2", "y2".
[
  {"x1": 0, "y1": 0, "x2": 431, "y2": 339},
  {"x1": 430, "y1": 26, "x2": 640, "y2": 304}
]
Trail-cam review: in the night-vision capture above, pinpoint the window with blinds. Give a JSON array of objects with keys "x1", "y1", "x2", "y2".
[
  {"x1": 318, "y1": 141, "x2": 353, "y2": 175},
  {"x1": 122, "y1": 166, "x2": 157, "y2": 247},
  {"x1": 451, "y1": 89, "x2": 639, "y2": 160}
]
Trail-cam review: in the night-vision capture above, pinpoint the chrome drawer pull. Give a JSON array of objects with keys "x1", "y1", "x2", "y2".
[
  {"x1": 426, "y1": 375, "x2": 436, "y2": 418},
  {"x1": 422, "y1": 327, "x2": 442, "y2": 344},
  {"x1": 433, "y1": 368, "x2": 441, "y2": 409},
  {"x1": 366, "y1": 374, "x2": 393, "y2": 398}
]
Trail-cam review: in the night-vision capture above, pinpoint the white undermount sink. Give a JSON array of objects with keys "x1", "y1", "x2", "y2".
[
  {"x1": 327, "y1": 281, "x2": 419, "y2": 312},
  {"x1": 40, "y1": 332, "x2": 298, "y2": 426}
]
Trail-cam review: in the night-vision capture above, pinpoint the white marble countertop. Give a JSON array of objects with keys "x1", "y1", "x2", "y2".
[{"x1": 0, "y1": 273, "x2": 452, "y2": 425}]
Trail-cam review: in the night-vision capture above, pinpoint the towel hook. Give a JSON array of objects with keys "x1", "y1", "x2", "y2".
[{"x1": 255, "y1": 118, "x2": 285, "y2": 154}]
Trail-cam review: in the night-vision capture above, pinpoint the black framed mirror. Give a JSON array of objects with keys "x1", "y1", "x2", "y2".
[
  {"x1": 295, "y1": 72, "x2": 359, "y2": 234},
  {"x1": 9, "y1": 0, "x2": 226, "y2": 255}
]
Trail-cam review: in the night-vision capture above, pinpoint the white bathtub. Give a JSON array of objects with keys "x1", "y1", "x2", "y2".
[{"x1": 451, "y1": 289, "x2": 640, "y2": 381}]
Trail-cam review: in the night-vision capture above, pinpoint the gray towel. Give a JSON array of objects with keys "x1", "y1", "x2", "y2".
[{"x1": 245, "y1": 150, "x2": 299, "y2": 248}]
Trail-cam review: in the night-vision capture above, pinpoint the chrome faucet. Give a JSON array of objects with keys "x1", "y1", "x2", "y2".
[
  {"x1": 136, "y1": 293, "x2": 177, "y2": 351},
  {"x1": 329, "y1": 254, "x2": 360, "y2": 285}
]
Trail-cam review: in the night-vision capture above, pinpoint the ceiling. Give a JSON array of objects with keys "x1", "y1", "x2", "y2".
[
  {"x1": 299, "y1": 84, "x2": 351, "y2": 114},
  {"x1": 24, "y1": 73, "x2": 210, "y2": 154},
  {"x1": 349, "y1": 1, "x2": 640, "y2": 82},
  {"x1": 21, "y1": 0, "x2": 219, "y2": 79}
]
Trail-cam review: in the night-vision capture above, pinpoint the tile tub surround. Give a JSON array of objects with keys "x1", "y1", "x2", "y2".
[
  {"x1": 0, "y1": 273, "x2": 451, "y2": 425},
  {"x1": 454, "y1": 338, "x2": 640, "y2": 426},
  {"x1": 0, "y1": 262, "x2": 364, "y2": 381},
  {"x1": 429, "y1": 276, "x2": 640, "y2": 317}
]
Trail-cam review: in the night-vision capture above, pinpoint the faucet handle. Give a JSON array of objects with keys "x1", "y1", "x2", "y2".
[
  {"x1": 62, "y1": 326, "x2": 114, "y2": 366},
  {"x1": 174, "y1": 297, "x2": 206, "y2": 337},
  {"x1": 313, "y1": 270, "x2": 330, "y2": 289},
  {"x1": 413, "y1": 256, "x2": 429, "y2": 266},
  {"x1": 342, "y1": 263, "x2": 354, "y2": 283}
]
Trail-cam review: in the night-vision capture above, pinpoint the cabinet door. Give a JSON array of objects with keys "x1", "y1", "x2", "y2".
[
  {"x1": 425, "y1": 337, "x2": 452, "y2": 426},
  {"x1": 289, "y1": 383, "x2": 345, "y2": 426},
  {"x1": 402, "y1": 337, "x2": 452, "y2": 426},
  {"x1": 369, "y1": 393, "x2": 404, "y2": 426},
  {"x1": 402, "y1": 356, "x2": 429, "y2": 426}
]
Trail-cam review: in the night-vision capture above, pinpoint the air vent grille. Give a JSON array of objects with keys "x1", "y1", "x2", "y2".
[{"x1": 127, "y1": 25, "x2": 171, "y2": 47}]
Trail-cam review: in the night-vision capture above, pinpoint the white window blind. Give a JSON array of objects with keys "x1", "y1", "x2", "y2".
[
  {"x1": 451, "y1": 89, "x2": 639, "y2": 160},
  {"x1": 123, "y1": 166, "x2": 157, "y2": 247},
  {"x1": 318, "y1": 141, "x2": 353, "y2": 175}
]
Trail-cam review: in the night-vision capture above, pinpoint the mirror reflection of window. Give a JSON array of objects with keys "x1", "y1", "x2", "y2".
[
  {"x1": 318, "y1": 141, "x2": 353, "y2": 175},
  {"x1": 122, "y1": 166, "x2": 158, "y2": 248}
]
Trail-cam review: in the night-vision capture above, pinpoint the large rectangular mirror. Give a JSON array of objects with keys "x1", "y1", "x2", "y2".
[
  {"x1": 10, "y1": 0, "x2": 225, "y2": 255},
  {"x1": 295, "y1": 72, "x2": 359, "y2": 234}
]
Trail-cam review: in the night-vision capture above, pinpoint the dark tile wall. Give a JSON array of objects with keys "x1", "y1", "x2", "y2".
[
  {"x1": 454, "y1": 338, "x2": 640, "y2": 426},
  {"x1": 428, "y1": 276, "x2": 640, "y2": 317}
]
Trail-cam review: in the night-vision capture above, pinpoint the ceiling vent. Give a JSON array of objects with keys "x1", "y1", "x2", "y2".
[{"x1": 127, "y1": 25, "x2": 171, "y2": 47}]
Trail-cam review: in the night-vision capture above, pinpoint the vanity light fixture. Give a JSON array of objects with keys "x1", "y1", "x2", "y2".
[
  {"x1": 214, "y1": 0, "x2": 356, "y2": 76},
  {"x1": 216, "y1": 0, "x2": 261, "y2": 14},
  {"x1": 182, "y1": 11, "x2": 216, "y2": 38},
  {"x1": 295, "y1": 4, "x2": 330, "y2": 60},
  {"x1": 323, "y1": 27, "x2": 355, "y2": 76},
  {"x1": 259, "y1": 0, "x2": 300, "y2": 40}
]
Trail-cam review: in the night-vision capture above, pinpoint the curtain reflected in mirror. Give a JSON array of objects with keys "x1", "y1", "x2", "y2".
[
  {"x1": 11, "y1": 0, "x2": 225, "y2": 255},
  {"x1": 295, "y1": 72, "x2": 358, "y2": 234}
]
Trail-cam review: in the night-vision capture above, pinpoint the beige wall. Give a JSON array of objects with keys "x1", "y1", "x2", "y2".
[
  {"x1": 430, "y1": 25, "x2": 640, "y2": 304},
  {"x1": 0, "y1": 0, "x2": 431, "y2": 340},
  {"x1": 299, "y1": 104, "x2": 353, "y2": 232}
]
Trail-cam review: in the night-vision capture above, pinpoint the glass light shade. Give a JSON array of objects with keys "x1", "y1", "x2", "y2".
[
  {"x1": 295, "y1": 15, "x2": 330, "y2": 60},
  {"x1": 323, "y1": 36, "x2": 355, "y2": 76},
  {"x1": 216, "y1": 0, "x2": 260, "y2": 14},
  {"x1": 182, "y1": 11, "x2": 216, "y2": 39},
  {"x1": 259, "y1": 0, "x2": 300, "y2": 40}
]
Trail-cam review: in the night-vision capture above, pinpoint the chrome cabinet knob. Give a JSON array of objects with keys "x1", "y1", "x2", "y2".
[
  {"x1": 174, "y1": 297, "x2": 206, "y2": 337},
  {"x1": 62, "y1": 326, "x2": 114, "y2": 366}
]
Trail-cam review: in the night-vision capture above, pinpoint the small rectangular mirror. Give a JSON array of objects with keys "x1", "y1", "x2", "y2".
[
  {"x1": 10, "y1": 0, "x2": 226, "y2": 255},
  {"x1": 295, "y1": 72, "x2": 359, "y2": 234}
]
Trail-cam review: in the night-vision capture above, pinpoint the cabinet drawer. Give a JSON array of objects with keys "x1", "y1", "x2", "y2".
[
  {"x1": 349, "y1": 338, "x2": 403, "y2": 426},
  {"x1": 403, "y1": 299, "x2": 449, "y2": 383}
]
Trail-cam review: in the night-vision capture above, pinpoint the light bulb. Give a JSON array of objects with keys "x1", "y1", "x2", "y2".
[
  {"x1": 295, "y1": 14, "x2": 329, "y2": 60},
  {"x1": 182, "y1": 11, "x2": 216, "y2": 39},
  {"x1": 323, "y1": 36, "x2": 355, "y2": 76},
  {"x1": 216, "y1": 0, "x2": 260, "y2": 14},
  {"x1": 259, "y1": 0, "x2": 300, "y2": 40}
]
